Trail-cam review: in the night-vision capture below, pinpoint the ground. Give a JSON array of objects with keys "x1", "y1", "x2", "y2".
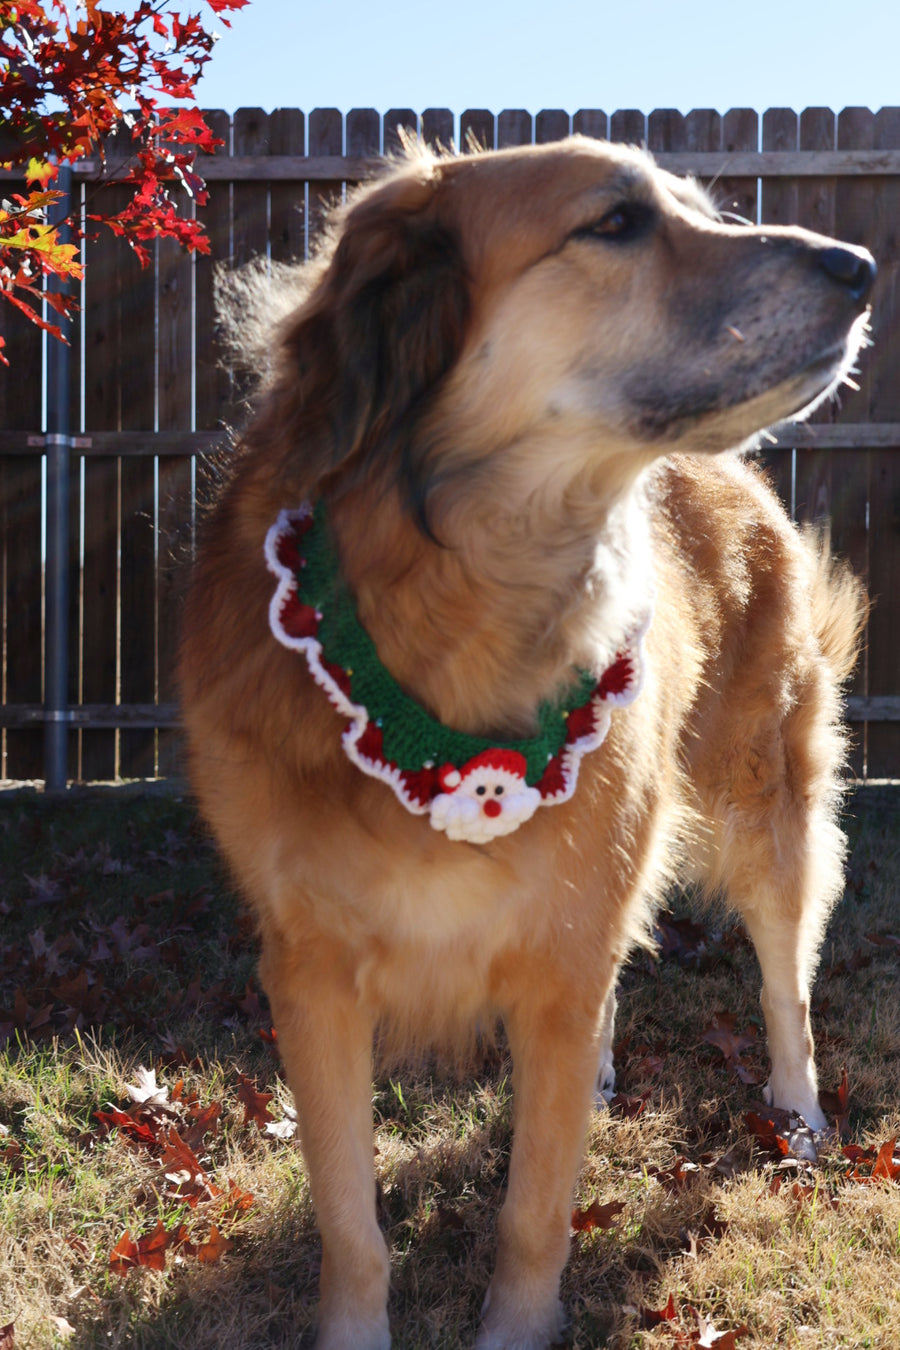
[{"x1": 1, "y1": 784, "x2": 899, "y2": 1349}]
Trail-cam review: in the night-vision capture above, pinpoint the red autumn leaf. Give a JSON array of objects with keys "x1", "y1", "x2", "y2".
[
  {"x1": 109, "y1": 1220, "x2": 169, "y2": 1275},
  {"x1": 702, "y1": 1015, "x2": 759, "y2": 1081},
  {"x1": 818, "y1": 1064, "x2": 850, "y2": 1132},
  {"x1": 221, "y1": 1179, "x2": 256, "y2": 1219},
  {"x1": 745, "y1": 1110, "x2": 791, "y2": 1158},
  {"x1": 169, "y1": 1222, "x2": 196, "y2": 1256},
  {"x1": 640, "y1": 1292, "x2": 678, "y2": 1328},
  {"x1": 159, "y1": 1127, "x2": 220, "y2": 1204},
  {"x1": 647, "y1": 1156, "x2": 701, "y2": 1191},
  {"x1": 871, "y1": 1138, "x2": 900, "y2": 1182},
  {"x1": 196, "y1": 1223, "x2": 233, "y2": 1264},
  {"x1": 236, "y1": 1074, "x2": 275, "y2": 1131},
  {"x1": 0, "y1": 1321, "x2": 14, "y2": 1349},
  {"x1": 842, "y1": 1138, "x2": 900, "y2": 1183},
  {"x1": 93, "y1": 1105, "x2": 158, "y2": 1145},
  {"x1": 1, "y1": 0, "x2": 228, "y2": 360},
  {"x1": 571, "y1": 1198, "x2": 625, "y2": 1232},
  {"x1": 187, "y1": 1100, "x2": 222, "y2": 1140},
  {"x1": 609, "y1": 1090, "x2": 649, "y2": 1120}
]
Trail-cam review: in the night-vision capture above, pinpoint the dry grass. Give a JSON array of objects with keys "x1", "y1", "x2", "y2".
[{"x1": 1, "y1": 784, "x2": 899, "y2": 1348}]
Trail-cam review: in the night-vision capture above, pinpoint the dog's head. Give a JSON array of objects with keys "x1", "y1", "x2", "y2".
[{"x1": 252, "y1": 138, "x2": 874, "y2": 525}]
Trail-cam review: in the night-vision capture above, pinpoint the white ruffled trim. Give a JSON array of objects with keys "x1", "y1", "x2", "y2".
[
  {"x1": 266, "y1": 509, "x2": 431, "y2": 815},
  {"x1": 541, "y1": 606, "x2": 652, "y2": 805}
]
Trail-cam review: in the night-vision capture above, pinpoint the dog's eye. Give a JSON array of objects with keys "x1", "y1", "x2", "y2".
[{"x1": 576, "y1": 203, "x2": 653, "y2": 244}]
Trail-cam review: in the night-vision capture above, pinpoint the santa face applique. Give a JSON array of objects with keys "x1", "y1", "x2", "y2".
[{"x1": 430, "y1": 750, "x2": 542, "y2": 844}]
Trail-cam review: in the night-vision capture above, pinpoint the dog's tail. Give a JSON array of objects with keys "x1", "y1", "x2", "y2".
[{"x1": 805, "y1": 525, "x2": 869, "y2": 682}]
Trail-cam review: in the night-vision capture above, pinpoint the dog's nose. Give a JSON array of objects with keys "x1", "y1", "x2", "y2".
[{"x1": 818, "y1": 245, "x2": 877, "y2": 302}]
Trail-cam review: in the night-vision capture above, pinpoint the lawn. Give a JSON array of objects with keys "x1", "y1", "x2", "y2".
[{"x1": 1, "y1": 784, "x2": 899, "y2": 1349}]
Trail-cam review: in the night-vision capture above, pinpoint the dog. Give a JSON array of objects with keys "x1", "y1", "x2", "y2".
[{"x1": 179, "y1": 136, "x2": 873, "y2": 1350}]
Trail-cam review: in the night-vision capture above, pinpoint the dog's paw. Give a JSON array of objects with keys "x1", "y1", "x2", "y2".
[
  {"x1": 762, "y1": 1079, "x2": 828, "y2": 1136},
  {"x1": 474, "y1": 1296, "x2": 567, "y2": 1350},
  {"x1": 313, "y1": 1314, "x2": 390, "y2": 1350},
  {"x1": 594, "y1": 1062, "x2": 616, "y2": 1109}
]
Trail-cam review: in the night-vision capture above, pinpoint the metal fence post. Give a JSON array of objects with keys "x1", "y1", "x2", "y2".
[{"x1": 44, "y1": 163, "x2": 73, "y2": 792}]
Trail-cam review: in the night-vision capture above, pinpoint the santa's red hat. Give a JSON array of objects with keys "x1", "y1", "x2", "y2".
[{"x1": 438, "y1": 749, "x2": 529, "y2": 793}]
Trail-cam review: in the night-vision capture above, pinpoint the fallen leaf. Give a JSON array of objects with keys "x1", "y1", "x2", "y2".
[
  {"x1": 647, "y1": 1156, "x2": 701, "y2": 1192},
  {"x1": 818, "y1": 1064, "x2": 850, "y2": 1134},
  {"x1": 236, "y1": 1073, "x2": 274, "y2": 1130},
  {"x1": 571, "y1": 1198, "x2": 625, "y2": 1232},
  {"x1": 609, "y1": 1091, "x2": 649, "y2": 1120},
  {"x1": 159, "y1": 1128, "x2": 220, "y2": 1205},
  {"x1": 196, "y1": 1223, "x2": 233, "y2": 1264},
  {"x1": 745, "y1": 1110, "x2": 791, "y2": 1158},
  {"x1": 109, "y1": 1221, "x2": 169, "y2": 1275},
  {"x1": 265, "y1": 1117, "x2": 297, "y2": 1140},
  {"x1": 124, "y1": 1066, "x2": 169, "y2": 1106},
  {"x1": 93, "y1": 1105, "x2": 158, "y2": 1145},
  {"x1": 871, "y1": 1138, "x2": 900, "y2": 1182},
  {"x1": 640, "y1": 1292, "x2": 678, "y2": 1328},
  {"x1": 695, "y1": 1310, "x2": 750, "y2": 1347}
]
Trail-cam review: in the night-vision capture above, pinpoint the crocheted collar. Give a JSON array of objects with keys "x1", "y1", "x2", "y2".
[{"x1": 265, "y1": 501, "x2": 650, "y2": 845}]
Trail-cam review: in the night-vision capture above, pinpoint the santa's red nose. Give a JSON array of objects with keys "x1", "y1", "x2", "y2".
[{"x1": 483, "y1": 799, "x2": 502, "y2": 818}]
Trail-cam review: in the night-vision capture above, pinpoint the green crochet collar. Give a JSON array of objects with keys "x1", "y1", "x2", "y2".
[{"x1": 265, "y1": 501, "x2": 648, "y2": 844}]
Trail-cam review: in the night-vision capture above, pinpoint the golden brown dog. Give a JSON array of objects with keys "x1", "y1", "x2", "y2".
[{"x1": 180, "y1": 137, "x2": 873, "y2": 1350}]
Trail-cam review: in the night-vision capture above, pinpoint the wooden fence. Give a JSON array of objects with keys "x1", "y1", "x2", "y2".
[{"x1": 1, "y1": 105, "x2": 899, "y2": 784}]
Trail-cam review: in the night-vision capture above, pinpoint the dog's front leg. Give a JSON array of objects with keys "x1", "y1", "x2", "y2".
[
  {"x1": 476, "y1": 974, "x2": 614, "y2": 1350},
  {"x1": 259, "y1": 937, "x2": 390, "y2": 1350}
]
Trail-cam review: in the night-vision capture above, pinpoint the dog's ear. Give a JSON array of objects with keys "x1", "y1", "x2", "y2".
[{"x1": 272, "y1": 167, "x2": 469, "y2": 502}]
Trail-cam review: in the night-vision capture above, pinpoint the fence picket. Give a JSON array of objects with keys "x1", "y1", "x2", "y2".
[
  {"x1": 831, "y1": 108, "x2": 877, "y2": 772},
  {"x1": 758, "y1": 108, "x2": 798, "y2": 507},
  {"x1": 156, "y1": 195, "x2": 197, "y2": 778},
  {"x1": 794, "y1": 106, "x2": 838, "y2": 501},
  {"x1": 346, "y1": 107, "x2": 380, "y2": 170},
  {"x1": 117, "y1": 187, "x2": 158, "y2": 778},
  {"x1": 647, "y1": 109, "x2": 686, "y2": 154},
  {"x1": 308, "y1": 108, "x2": 343, "y2": 252},
  {"x1": 865, "y1": 108, "x2": 900, "y2": 777},
  {"x1": 0, "y1": 169, "x2": 45, "y2": 780},
  {"x1": 461, "y1": 109, "x2": 495, "y2": 152},
  {"x1": 422, "y1": 108, "x2": 455, "y2": 151},
  {"x1": 81, "y1": 175, "x2": 130, "y2": 781},
  {"x1": 195, "y1": 110, "x2": 232, "y2": 430},
  {"x1": 270, "y1": 108, "x2": 306, "y2": 263},
  {"x1": 498, "y1": 109, "x2": 532, "y2": 148},
  {"x1": 610, "y1": 109, "x2": 645, "y2": 145},
  {"x1": 572, "y1": 109, "x2": 607, "y2": 140},
  {"x1": 684, "y1": 109, "x2": 721, "y2": 155},
  {"x1": 536, "y1": 110, "x2": 569, "y2": 144},
  {"x1": 718, "y1": 108, "x2": 759, "y2": 225},
  {"x1": 384, "y1": 108, "x2": 418, "y2": 157}
]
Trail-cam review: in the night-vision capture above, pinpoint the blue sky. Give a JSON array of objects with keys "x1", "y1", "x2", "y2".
[{"x1": 195, "y1": 0, "x2": 900, "y2": 125}]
